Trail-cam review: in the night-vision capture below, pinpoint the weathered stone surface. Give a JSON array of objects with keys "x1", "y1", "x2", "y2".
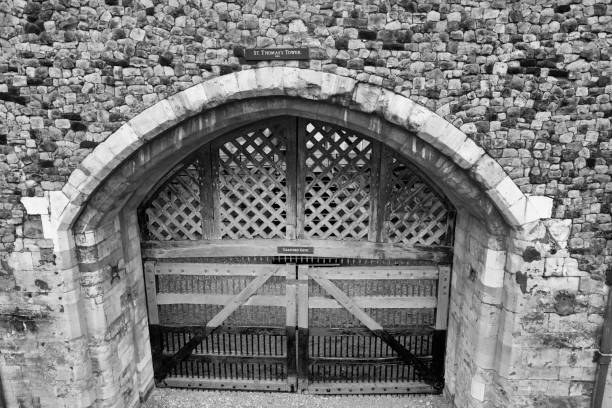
[{"x1": 0, "y1": 1, "x2": 610, "y2": 407}]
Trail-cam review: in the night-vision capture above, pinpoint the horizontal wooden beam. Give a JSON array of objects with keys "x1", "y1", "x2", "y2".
[
  {"x1": 310, "y1": 356, "x2": 432, "y2": 364},
  {"x1": 305, "y1": 381, "x2": 435, "y2": 395},
  {"x1": 153, "y1": 263, "x2": 439, "y2": 280},
  {"x1": 154, "y1": 293, "x2": 436, "y2": 309},
  {"x1": 152, "y1": 324, "x2": 286, "y2": 335},
  {"x1": 161, "y1": 377, "x2": 291, "y2": 392},
  {"x1": 142, "y1": 239, "x2": 451, "y2": 263},
  {"x1": 309, "y1": 326, "x2": 435, "y2": 336},
  {"x1": 309, "y1": 296, "x2": 437, "y2": 309},
  {"x1": 310, "y1": 266, "x2": 439, "y2": 280},
  {"x1": 163, "y1": 353, "x2": 287, "y2": 364},
  {"x1": 155, "y1": 293, "x2": 285, "y2": 306},
  {"x1": 154, "y1": 263, "x2": 286, "y2": 276}
]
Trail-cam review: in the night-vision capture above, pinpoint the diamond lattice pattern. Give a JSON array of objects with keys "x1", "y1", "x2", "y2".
[
  {"x1": 303, "y1": 121, "x2": 372, "y2": 240},
  {"x1": 217, "y1": 126, "x2": 288, "y2": 239},
  {"x1": 143, "y1": 162, "x2": 202, "y2": 240},
  {"x1": 383, "y1": 157, "x2": 454, "y2": 246}
]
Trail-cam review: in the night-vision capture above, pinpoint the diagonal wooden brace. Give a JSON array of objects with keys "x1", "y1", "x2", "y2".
[
  {"x1": 155, "y1": 266, "x2": 280, "y2": 382},
  {"x1": 308, "y1": 269, "x2": 443, "y2": 390}
]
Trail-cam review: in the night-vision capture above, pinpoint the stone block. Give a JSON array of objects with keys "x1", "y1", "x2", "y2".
[
  {"x1": 502, "y1": 196, "x2": 536, "y2": 227},
  {"x1": 481, "y1": 248, "x2": 506, "y2": 289},
  {"x1": 451, "y1": 138, "x2": 485, "y2": 169},
  {"x1": 102, "y1": 125, "x2": 141, "y2": 163},
  {"x1": 66, "y1": 168, "x2": 90, "y2": 193},
  {"x1": 49, "y1": 191, "x2": 69, "y2": 222},
  {"x1": 128, "y1": 99, "x2": 178, "y2": 140},
  {"x1": 418, "y1": 118, "x2": 468, "y2": 160},
  {"x1": 320, "y1": 72, "x2": 356, "y2": 101},
  {"x1": 544, "y1": 257, "x2": 585, "y2": 277},
  {"x1": 526, "y1": 195, "x2": 554, "y2": 220},
  {"x1": 470, "y1": 375, "x2": 486, "y2": 401},
  {"x1": 8, "y1": 251, "x2": 34, "y2": 271},
  {"x1": 254, "y1": 67, "x2": 284, "y2": 95},
  {"x1": 282, "y1": 67, "x2": 308, "y2": 97},
  {"x1": 487, "y1": 176, "x2": 524, "y2": 210},
  {"x1": 168, "y1": 83, "x2": 207, "y2": 116},
  {"x1": 544, "y1": 219, "x2": 572, "y2": 249},
  {"x1": 381, "y1": 92, "x2": 416, "y2": 129},
  {"x1": 20, "y1": 196, "x2": 49, "y2": 215},
  {"x1": 352, "y1": 83, "x2": 382, "y2": 113},
  {"x1": 470, "y1": 155, "x2": 507, "y2": 190}
]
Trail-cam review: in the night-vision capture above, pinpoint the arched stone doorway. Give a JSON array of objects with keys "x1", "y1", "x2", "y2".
[
  {"x1": 48, "y1": 68, "x2": 552, "y2": 408},
  {"x1": 138, "y1": 115, "x2": 455, "y2": 394}
]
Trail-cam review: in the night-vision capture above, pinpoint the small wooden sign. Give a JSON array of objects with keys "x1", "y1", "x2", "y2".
[
  {"x1": 245, "y1": 48, "x2": 309, "y2": 61},
  {"x1": 277, "y1": 246, "x2": 314, "y2": 255}
]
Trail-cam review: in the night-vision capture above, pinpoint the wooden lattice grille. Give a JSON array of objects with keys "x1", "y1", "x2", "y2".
[
  {"x1": 382, "y1": 157, "x2": 454, "y2": 246},
  {"x1": 139, "y1": 117, "x2": 454, "y2": 247},
  {"x1": 301, "y1": 121, "x2": 372, "y2": 240},
  {"x1": 216, "y1": 124, "x2": 289, "y2": 239},
  {"x1": 142, "y1": 161, "x2": 202, "y2": 240}
]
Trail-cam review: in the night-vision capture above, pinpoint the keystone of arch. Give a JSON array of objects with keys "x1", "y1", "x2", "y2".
[{"x1": 57, "y1": 67, "x2": 552, "y2": 230}]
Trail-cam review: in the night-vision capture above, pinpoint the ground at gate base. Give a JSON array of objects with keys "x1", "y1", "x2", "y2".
[{"x1": 144, "y1": 388, "x2": 452, "y2": 408}]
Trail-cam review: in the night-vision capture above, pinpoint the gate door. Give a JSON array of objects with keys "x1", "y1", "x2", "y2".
[
  {"x1": 297, "y1": 264, "x2": 450, "y2": 394},
  {"x1": 140, "y1": 116, "x2": 456, "y2": 394},
  {"x1": 146, "y1": 261, "x2": 298, "y2": 392}
]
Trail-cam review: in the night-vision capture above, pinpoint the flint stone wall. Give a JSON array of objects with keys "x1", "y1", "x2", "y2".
[{"x1": 0, "y1": 0, "x2": 611, "y2": 407}]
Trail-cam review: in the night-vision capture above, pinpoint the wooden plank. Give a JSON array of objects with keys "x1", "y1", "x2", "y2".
[
  {"x1": 296, "y1": 265, "x2": 309, "y2": 392},
  {"x1": 164, "y1": 354, "x2": 287, "y2": 364},
  {"x1": 142, "y1": 239, "x2": 452, "y2": 262},
  {"x1": 308, "y1": 269, "x2": 443, "y2": 391},
  {"x1": 286, "y1": 264, "x2": 297, "y2": 391},
  {"x1": 308, "y1": 296, "x2": 437, "y2": 309},
  {"x1": 155, "y1": 266, "x2": 280, "y2": 381},
  {"x1": 435, "y1": 265, "x2": 451, "y2": 330},
  {"x1": 308, "y1": 326, "x2": 435, "y2": 336},
  {"x1": 305, "y1": 381, "x2": 435, "y2": 395},
  {"x1": 285, "y1": 118, "x2": 299, "y2": 240},
  {"x1": 154, "y1": 262, "x2": 286, "y2": 276},
  {"x1": 162, "y1": 377, "x2": 291, "y2": 392},
  {"x1": 206, "y1": 266, "x2": 280, "y2": 329},
  {"x1": 155, "y1": 293, "x2": 286, "y2": 306},
  {"x1": 209, "y1": 139, "x2": 222, "y2": 239},
  {"x1": 153, "y1": 324, "x2": 286, "y2": 335},
  {"x1": 144, "y1": 261, "x2": 159, "y2": 324},
  {"x1": 155, "y1": 293, "x2": 435, "y2": 309},
  {"x1": 308, "y1": 270, "x2": 383, "y2": 332},
  {"x1": 377, "y1": 146, "x2": 393, "y2": 241},
  {"x1": 368, "y1": 140, "x2": 383, "y2": 242},
  {"x1": 311, "y1": 266, "x2": 439, "y2": 280},
  {"x1": 199, "y1": 144, "x2": 218, "y2": 239},
  {"x1": 310, "y1": 356, "x2": 410, "y2": 364}
]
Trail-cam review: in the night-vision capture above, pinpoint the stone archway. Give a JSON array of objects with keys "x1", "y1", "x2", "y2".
[{"x1": 30, "y1": 68, "x2": 553, "y2": 408}]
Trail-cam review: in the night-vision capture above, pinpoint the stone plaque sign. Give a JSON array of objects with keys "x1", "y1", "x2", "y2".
[
  {"x1": 277, "y1": 246, "x2": 314, "y2": 254},
  {"x1": 245, "y1": 48, "x2": 309, "y2": 60}
]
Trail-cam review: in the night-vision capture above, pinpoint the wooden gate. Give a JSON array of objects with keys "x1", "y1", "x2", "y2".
[
  {"x1": 298, "y1": 264, "x2": 449, "y2": 394},
  {"x1": 140, "y1": 116, "x2": 455, "y2": 394},
  {"x1": 144, "y1": 259, "x2": 449, "y2": 394}
]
